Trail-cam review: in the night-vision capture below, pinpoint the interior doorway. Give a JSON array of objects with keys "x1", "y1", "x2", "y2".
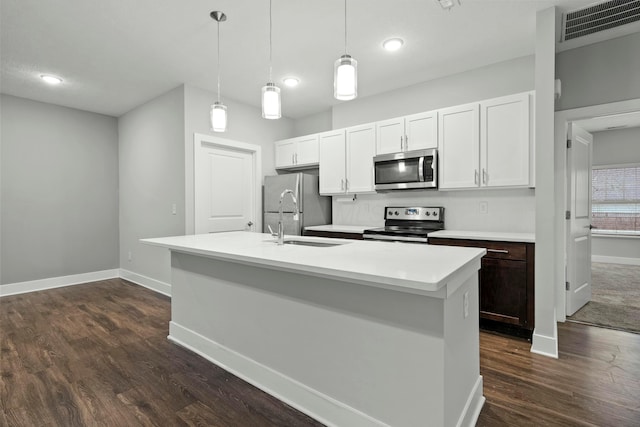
[{"x1": 558, "y1": 105, "x2": 640, "y2": 334}]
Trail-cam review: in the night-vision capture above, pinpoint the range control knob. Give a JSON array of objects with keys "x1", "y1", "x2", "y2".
[
  {"x1": 425, "y1": 211, "x2": 430, "y2": 216},
  {"x1": 432, "y1": 211, "x2": 438, "y2": 217},
  {"x1": 394, "y1": 211, "x2": 399, "y2": 216}
]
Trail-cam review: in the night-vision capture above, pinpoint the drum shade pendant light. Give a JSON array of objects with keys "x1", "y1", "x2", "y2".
[
  {"x1": 262, "y1": 0, "x2": 281, "y2": 119},
  {"x1": 210, "y1": 11, "x2": 227, "y2": 132},
  {"x1": 334, "y1": 0, "x2": 357, "y2": 100}
]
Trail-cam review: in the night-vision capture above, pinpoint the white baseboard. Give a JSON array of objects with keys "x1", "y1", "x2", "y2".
[
  {"x1": 168, "y1": 321, "x2": 388, "y2": 427},
  {"x1": 531, "y1": 329, "x2": 559, "y2": 359},
  {"x1": 592, "y1": 255, "x2": 640, "y2": 266},
  {"x1": 0, "y1": 269, "x2": 120, "y2": 297},
  {"x1": 457, "y1": 376, "x2": 485, "y2": 427},
  {"x1": 119, "y1": 269, "x2": 171, "y2": 297}
]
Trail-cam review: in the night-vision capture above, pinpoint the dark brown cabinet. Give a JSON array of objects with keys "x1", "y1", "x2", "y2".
[
  {"x1": 429, "y1": 238, "x2": 534, "y2": 338},
  {"x1": 303, "y1": 230, "x2": 364, "y2": 240}
]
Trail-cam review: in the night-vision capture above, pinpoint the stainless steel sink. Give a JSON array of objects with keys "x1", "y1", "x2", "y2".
[{"x1": 283, "y1": 239, "x2": 346, "y2": 247}]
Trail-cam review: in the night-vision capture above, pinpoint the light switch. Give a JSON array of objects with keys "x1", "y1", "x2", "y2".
[{"x1": 479, "y1": 201, "x2": 488, "y2": 214}]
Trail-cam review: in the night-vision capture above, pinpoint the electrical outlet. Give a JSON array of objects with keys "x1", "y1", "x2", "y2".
[
  {"x1": 463, "y1": 291, "x2": 469, "y2": 318},
  {"x1": 172, "y1": 203, "x2": 177, "y2": 215},
  {"x1": 479, "y1": 201, "x2": 488, "y2": 214},
  {"x1": 128, "y1": 251, "x2": 132, "y2": 262}
]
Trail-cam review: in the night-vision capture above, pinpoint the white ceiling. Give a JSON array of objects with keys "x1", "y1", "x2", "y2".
[{"x1": 0, "y1": 0, "x2": 608, "y2": 119}]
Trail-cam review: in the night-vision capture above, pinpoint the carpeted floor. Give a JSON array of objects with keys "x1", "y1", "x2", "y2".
[{"x1": 568, "y1": 262, "x2": 640, "y2": 333}]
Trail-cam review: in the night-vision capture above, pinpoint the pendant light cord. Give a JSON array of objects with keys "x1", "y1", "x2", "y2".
[
  {"x1": 344, "y1": 0, "x2": 348, "y2": 54},
  {"x1": 269, "y1": 0, "x2": 273, "y2": 82},
  {"x1": 217, "y1": 20, "x2": 221, "y2": 102}
]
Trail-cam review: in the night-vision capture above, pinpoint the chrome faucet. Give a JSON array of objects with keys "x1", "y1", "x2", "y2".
[{"x1": 277, "y1": 189, "x2": 299, "y2": 245}]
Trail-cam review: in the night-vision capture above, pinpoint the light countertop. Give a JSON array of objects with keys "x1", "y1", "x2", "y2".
[
  {"x1": 142, "y1": 231, "x2": 485, "y2": 296},
  {"x1": 429, "y1": 230, "x2": 535, "y2": 243},
  {"x1": 304, "y1": 224, "x2": 375, "y2": 234}
]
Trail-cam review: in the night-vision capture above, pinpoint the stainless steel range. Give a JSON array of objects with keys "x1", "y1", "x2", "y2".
[{"x1": 363, "y1": 206, "x2": 444, "y2": 243}]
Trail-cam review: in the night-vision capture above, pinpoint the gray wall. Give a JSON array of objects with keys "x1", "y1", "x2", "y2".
[
  {"x1": 118, "y1": 86, "x2": 185, "y2": 286},
  {"x1": 332, "y1": 55, "x2": 535, "y2": 129},
  {"x1": 591, "y1": 126, "x2": 640, "y2": 263},
  {"x1": 293, "y1": 110, "x2": 332, "y2": 136},
  {"x1": 1, "y1": 95, "x2": 119, "y2": 284},
  {"x1": 556, "y1": 32, "x2": 640, "y2": 112}
]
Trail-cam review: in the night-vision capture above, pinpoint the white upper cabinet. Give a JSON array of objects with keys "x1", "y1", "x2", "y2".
[
  {"x1": 319, "y1": 130, "x2": 346, "y2": 194},
  {"x1": 346, "y1": 123, "x2": 376, "y2": 193},
  {"x1": 275, "y1": 134, "x2": 319, "y2": 169},
  {"x1": 480, "y1": 92, "x2": 532, "y2": 188},
  {"x1": 438, "y1": 103, "x2": 480, "y2": 189},
  {"x1": 438, "y1": 91, "x2": 533, "y2": 190},
  {"x1": 319, "y1": 124, "x2": 376, "y2": 195},
  {"x1": 376, "y1": 111, "x2": 437, "y2": 155}
]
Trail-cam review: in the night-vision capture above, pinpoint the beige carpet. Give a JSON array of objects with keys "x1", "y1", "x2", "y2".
[{"x1": 568, "y1": 262, "x2": 640, "y2": 333}]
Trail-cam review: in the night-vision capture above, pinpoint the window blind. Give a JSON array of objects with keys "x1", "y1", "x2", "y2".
[{"x1": 592, "y1": 165, "x2": 640, "y2": 232}]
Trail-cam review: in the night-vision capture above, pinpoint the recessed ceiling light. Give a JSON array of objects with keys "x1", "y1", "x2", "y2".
[
  {"x1": 382, "y1": 38, "x2": 404, "y2": 52},
  {"x1": 40, "y1": 74, "x2": 63, "y2": 85},
  {"x1": 283, "y1": 77, "x2": 299, "y2": 87}
]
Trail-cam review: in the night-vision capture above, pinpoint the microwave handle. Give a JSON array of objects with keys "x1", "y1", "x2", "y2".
[{"x1": 418, "y1": 157, "x2": 425, "y2": 182}]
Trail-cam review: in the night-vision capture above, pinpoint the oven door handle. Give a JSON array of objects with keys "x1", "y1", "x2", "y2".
[
  {"x1": 363, "y1": 234, "x2": 428, "y2": 243},
  {"x1": 418, "y1": 156, "x2": 425, "y2": 182}
]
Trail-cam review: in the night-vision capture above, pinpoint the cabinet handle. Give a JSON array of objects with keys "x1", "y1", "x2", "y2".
[
  {"x1": 345, "y1": 178, "x2": 349, "y2": 191},
  {"x1": 474, "y1": 170, "x2": 479, "y2": 185},
  {"x1": 482, "y1": 168, "x2": 487, "y2": 184},
  {"x1": 400, "y1": 136, "x2": 403, "y2": 151},
  {"x1": 295, "y1": 153, "x2": 298, "y2": 164},
  {"x1": 405, "y1": 135, "x2": 408, "y2": 151},
  {"x1": 341, "y1": 178, "x2": 344, "y2": 191},
  {"x1": 292, "y1": 154, "x2": 295, "y2": 164},
  {"x1": 487, "y1": 249, "x2": 509, "y2": 254}
]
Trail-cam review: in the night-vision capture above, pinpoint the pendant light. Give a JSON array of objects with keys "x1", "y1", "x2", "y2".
[
  {"x1": 210, "y1": 11, "x2": 227, "y2": 132},
  {"x1": 262, "y1": 0, "x2": 281, "y2": 119},
  {"x1": 334, "y1": 0, "x2": 357, "y2": 101}
]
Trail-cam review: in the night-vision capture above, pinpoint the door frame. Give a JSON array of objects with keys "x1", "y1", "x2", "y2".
[
  {"x1": 190, "y1": 133, "x2": 262, "y2": 235},
  {"x1": 554, "y1": 98, "x2": 640, "y2": 322}
]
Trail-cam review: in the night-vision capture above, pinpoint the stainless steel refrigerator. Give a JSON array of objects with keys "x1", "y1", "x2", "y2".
[{"x1": 263, "y1": 173, "x2": 331, "y2": 235}]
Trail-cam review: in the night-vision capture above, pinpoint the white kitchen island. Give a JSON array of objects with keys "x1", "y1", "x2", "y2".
[{"x1": 142, "y1": 232, "x2": 486, "y2": 427}]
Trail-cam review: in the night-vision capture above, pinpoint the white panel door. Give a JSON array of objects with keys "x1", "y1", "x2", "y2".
[
  {"x1": 438, "y1": 103, "x2": 480, "y2": 189},
  {"x1": 195, "y1": 143, "x2": 255, "y2": 233},
  {"x1": 319, "y1": 130, "x2": 346, "y2": 194},
  {"x1": 376, "y1": 118, "x2": 404, "y2": 155},
  {"x1": 566, "y1": 123, "x2": 593, "y2": 316},
  {"x1": 295, "y1": 135, "x2": 319, "y2": 166},
  {"x1": 405, "y1": 111, "x2": 437, "y2": 151},
  {"x1": 275, "y1": 139, "x2": 296, "y2": 168},
  {"x1": 481, "y1": 92, "x2": 531, "y2": 187},
  {"x1": 346, "y1": 124, "x2": 376, "y2": 193}
]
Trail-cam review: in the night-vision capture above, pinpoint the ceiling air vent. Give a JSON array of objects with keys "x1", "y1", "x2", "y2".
[{"x1": 561, "y1": 0, "x2": 640, "y2": 41}]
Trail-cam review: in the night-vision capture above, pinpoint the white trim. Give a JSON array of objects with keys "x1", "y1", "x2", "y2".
[
  {"x1": 119, "y1": 269, "x2": 172, "y2": 297},
  {"x1": 555, "y1": 98, "x2": 640, "y2": 323},
  {"x1": 192, "y1": 133, "x2": 262, "y2": 235},
  {"x1": 592, "y1": 162, "x2": 640, "y2": 170},
  {"x1": 591, "y1": 255, "x2": 640, "y2": 266},
  {"x1": 592, "y1": 231, "x2": 640, "y2": 239},
  {"x1": 456, "y1": 376, "x2": 485, "y2": 427},
  {"x1": 168, "y1": 321, "x2": 389, "y2": 427},
  {"x1": 530, "y1": 328, "x2": 559, "y2": 359},
  {"x1": 0, "y1": 269, "x2": 119, "y2": 297}
]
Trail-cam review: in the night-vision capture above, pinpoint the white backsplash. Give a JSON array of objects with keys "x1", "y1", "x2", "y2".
[{"x1": 332, "y1": 188, "x2": 535, "y2": 233}]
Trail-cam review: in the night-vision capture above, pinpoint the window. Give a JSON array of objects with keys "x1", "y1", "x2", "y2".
[{"x1": 592, "y1": 164, "x2": 640, "y2": 233}]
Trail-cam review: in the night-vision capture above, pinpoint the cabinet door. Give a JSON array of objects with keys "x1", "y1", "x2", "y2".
[
  {"x1": 346, "y1": 124, "x2": 376, "y2": 193},
  {"x1": 405, "y1": 111, "x2": 437, "y2": 151},
  {"x1": 375, "y1": 118, "x2": 404, "y2": 155},
  {"x1": 275, "y1": 138, "x2": 296, "y2": 168},
  {"x1": 319, "y1": 130, "x2": 346, "y2": 194},
  {"x1": 438, "y1": 103, "x2": 480, "y2": 189},
  {"x1": 480, "y1": 258, "x2": 528, "y2": 327},
  {"x1": 481, "y1": 92, "x2": 531, "y2": 187},
  {"x1": 295, "y1": 135, "x2": 319, "y2": 166}
]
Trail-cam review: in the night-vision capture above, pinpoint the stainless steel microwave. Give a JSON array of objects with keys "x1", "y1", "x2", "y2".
[{"x1": 373, "y1": 149, "x2": 438, "y2": 191}]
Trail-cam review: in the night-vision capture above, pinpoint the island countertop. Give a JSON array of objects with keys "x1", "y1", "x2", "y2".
[{"x1": 142, "y1": 231, "x2": 485, "y2": 296}]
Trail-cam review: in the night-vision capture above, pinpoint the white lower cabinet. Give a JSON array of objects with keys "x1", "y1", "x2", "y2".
[
  {"x1": 319, "y1": 124, "x2": 376, "y2": 195},
  {"x1": 438, "y1": 91, "x2": 533, "y2": 190}
]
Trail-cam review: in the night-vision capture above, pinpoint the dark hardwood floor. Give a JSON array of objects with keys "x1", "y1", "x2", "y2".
[{"x1": 1, "y1": 279, "x2": 639, "y2": 426}]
